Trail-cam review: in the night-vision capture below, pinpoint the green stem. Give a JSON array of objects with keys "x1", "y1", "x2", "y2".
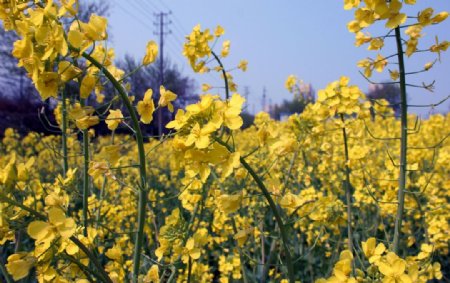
[
  {"x1": 61, "y1": 253, "x2": 95, "y2": 283},
  {"x1": 411, "y1": 193, "x2": 429, "y2": 243},
  {"x1": 210, "y1": 170, "x2": 249, "y2": 282},
  {"x1": 211, "y1": 51, "x2": 230, "y2": 100},
  {"x1": 168, "y1": 184, "x2": 207, "y2": 280},
  {"x1": 70, "y1": 237, "x2": 113, "y2": 283},
  {"x1": 82, "y1": 129, "x2": 89, "y2": 237},
  {"x1": 0, "y1": 192, "x2": 46, "y2": 220},
  {"x1": 214, "y1": 138, "x2": 295, "y2": 283},
  {"x1": 0, "y1": 192, "x2": 113, "y2": 283},
  {"x1": 261, "y1": 235, "x2": 277, "y2": 283},
  {"x1": 166, "y1": 266, "x2": 177, "y2": 283},
  {"x1": 261, "y1": 148, "x2": 298, "y2": 283},
  {"x1": 241, "y1": 158, "x2": 295, "y2": 282},
  {"x1": 0, "y1": 259, "x2": 13, "y2": 283},
  {"x1": 231, "y1": 219, "x2": 249, "y2": 283},
  {"x1": 187, "y1": 257, "x2": 192, "y2": 283},
  {"x1": 118, "y1": 64, "x2": 144, "y2": 83},
  {"x1": 80, "y1": 52, "x2": 148, "y2": 282},
  {"x1": 95, "y1": 177, "x2": 107, "y2": 230},
  {"x1": 392, "y1": 26, "x2": 408, "y2": 254},
  {"x1": 340, "y1": 115, "x2": 354, "y2": 273},
  {"x1": 61, "y1": 87, "x2": 69, "y2": 177}
]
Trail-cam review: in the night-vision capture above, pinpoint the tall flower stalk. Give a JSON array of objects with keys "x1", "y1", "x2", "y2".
[
  {"x1": 80, "y1": 53, "x2": 148, "y2": 282},
  {"x1": 341, "y1": 114, "x2": 354, "y2": 270},
  {"x1": 392, "y1": 26, "x2": 408, "y2": 254}
]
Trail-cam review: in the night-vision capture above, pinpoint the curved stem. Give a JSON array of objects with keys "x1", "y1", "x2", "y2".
[
  {"x1": 80, "y1": 52, "x2": 148, "y2": 282},
  {"x1": 392, "y1": 26, "x2": 408, "y2": 254},
  {"x1": 240, "y1": 157, "x2": 295, "y2": 282},
  {"x1": 211, "y1": 51, "x2": 230, "y2": 100},
  {"x1": 214, "y1": 138, "x2": 295, "y2": 283}
]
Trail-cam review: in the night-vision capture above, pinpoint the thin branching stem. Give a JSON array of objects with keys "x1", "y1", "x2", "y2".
[
  {"x1": 215, "y1": 138, "x2": 296, "y2": 283},
  {"x1": 79, "y1": 52, "x2": 148, "y2": 282},
  {"x1": 211, "y1": 51, "x2": 230, "y2": 100}
]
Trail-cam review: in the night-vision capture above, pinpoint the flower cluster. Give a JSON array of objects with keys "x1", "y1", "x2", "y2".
[
  {"x1": 313, "y1": 76, "x2": 371, "y2": 118},
  {"x1": 345, "y1": 0, "x2": 448, "y2": 78}
]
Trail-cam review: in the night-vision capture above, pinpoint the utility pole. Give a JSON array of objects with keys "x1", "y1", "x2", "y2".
[
  {"x1": 154, "y1": 11, "x2": 171, "y2": 136},
  {"x1": 269, "y1": 98, "x2": 273, "y2": 117},
  {"x1": 243, "y1": 86, "x2": 250, "y2": 113},
  {"x1": 262, "y1": 86, "x2": 267, "y2": 113}
]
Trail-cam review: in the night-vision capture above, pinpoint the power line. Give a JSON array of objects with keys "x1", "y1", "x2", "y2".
[
  {"x1": 156, "y1": 0, "x2": 171, "y2": 12},
  {"x1": 116, "y1": 2, "x2": 223, "y2": 91},
  {"x1": 169, "y1": 10, "x2": 190, "y2": 35},
  {"x1": 127, "y1": 0, "x2": 155, "y2": 25},
  {"x1": 165, "y1": 40, "x2": 182, "y2": 57},
  {"x1": 116, "y1": 2, "x2": 187, "y2": 71},
  {"x1": 138, "y1": 0, "x2": 163, "y2": 14},
  {"x1": 133, "y1": 0, "x2": 163, "y2": 22},
  {"x1": 112, "y1": 0, "x2": 154, "y2": 31},
  {"x1": 171, "y1": 23, "x2": 188, "y2": 41}
]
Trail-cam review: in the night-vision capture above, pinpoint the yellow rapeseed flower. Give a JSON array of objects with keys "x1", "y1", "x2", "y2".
[
  {"x1": 137, "y1": 89, "x2": 155, "y2": 124},
  {"x1": 159, "y1": 85, "x2": 177, "y2": 112},
  {"x1": 58, "y1": 61, "x2": 82, "y2": 82},
  {"x1": 285, "y1": 75, "x2": 297, "y2": 92},
  {"x1": 378, "y1": 252, "x2": 412, "y2": 283},
  {"x1": 35, "y1": 72, "x2": 59, "y2": 100},
  {"x1": 80, "y1": 14, "x2": 108, "y2": 41},
  {"x1": 362, "y1": 237, "x2": 386, "y2": 264},
  {"x1": 27, "y1": 207, "x2": 76, "y2": 250},
  {"x1": 144, "y1": 265, "x2": 159, "y2": 283},
  {"x1": 214, "y1": 25, "x2": 225, "y2": 37},
  {"x1": 217, "y1": 193, "x2": 242, "y2": 214},
  {"x1": 105, "y1": 109, "x2": 124, "y2": 131},
  {"x1": 237, "y1": 60, "x2": 248, "y2": 72},
  {"x1": 80, "y1": 73, "x2": 97, "y2": 99},
  {"x1": 5, "y1": 252, "x2": 36, "y2": 281},
  {"x1": 143, "y1": 40, "x2": 158, "y2": 65}
]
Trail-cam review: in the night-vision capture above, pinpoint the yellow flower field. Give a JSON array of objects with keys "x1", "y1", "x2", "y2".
[{"x1": 0, "y1": 0, "x2": 449, "y2": 282}]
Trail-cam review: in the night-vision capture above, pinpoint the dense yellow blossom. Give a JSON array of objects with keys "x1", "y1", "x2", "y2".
[{"x1": 0, "y1": 1, "x2": 448, "y2": 282}]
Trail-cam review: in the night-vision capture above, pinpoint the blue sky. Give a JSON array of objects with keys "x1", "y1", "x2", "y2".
[{"x1": 108, "y1": 1, "x2": 450, "y2": 115}]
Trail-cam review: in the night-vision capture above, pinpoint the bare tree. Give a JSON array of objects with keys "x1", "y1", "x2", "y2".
[
  {"x1": 0, "y1": 1, "x2": 110, "y2": 134},
  {"x1": 367, "y1": 83, "x2": 402, "y2": 116},
  {"x1": 112, "y1": 55, "x2": 197, "y2": 135}
]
